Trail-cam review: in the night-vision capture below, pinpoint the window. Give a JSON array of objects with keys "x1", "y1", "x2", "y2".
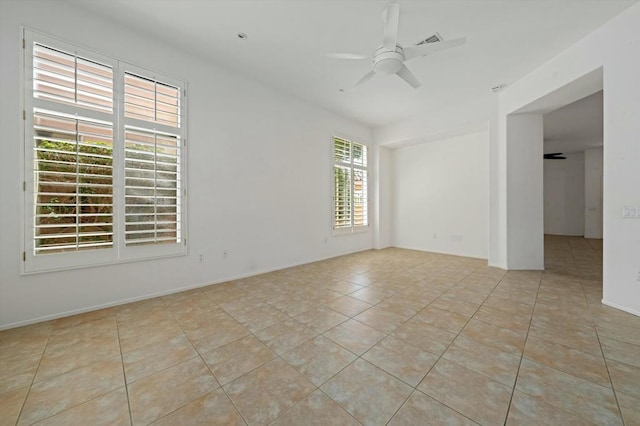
[
  {"x1": 333, "y1": 136, "x2": 368, "y2": 232},
  {"x1": 122, "y1": 72, "x2": 182, "y2": 247},
  {"x1": 23, "y1": 30, "x2": 186, "y2": 273}
]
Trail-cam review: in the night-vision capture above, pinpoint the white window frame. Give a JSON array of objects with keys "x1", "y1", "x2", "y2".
[
  {"x1": 332, "y1": 135, "x2": 369, "y2": 235},
  {"x1": 22, "y1": 29, "x2": 187, "y2": 274}
]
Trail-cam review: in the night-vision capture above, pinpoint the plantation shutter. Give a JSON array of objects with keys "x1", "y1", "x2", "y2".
[
  {"x1": 123, "y1": 72, "x2": 182, "y2": 246},
  {"x1": 334, "y1": 166, "x2": 352, "y2": 229},
  {"x1": 333, "y1": 137, "x2": 368, "y2": 231},
  {"x1": 25, "y1": 30, "x2": 187, "y2": 273},
  {"x1": 352, "y1": 142, "x2": 368, "y2": 227},
  {"x1": 31, "y1": 43, "x2": 115, "y2": 255},
  {"x1": 33, "y1": 43, "x2": 113, "y2": 113},
  {"x1": 353, "y1": 169, "x2": 368, "y2": 226}
]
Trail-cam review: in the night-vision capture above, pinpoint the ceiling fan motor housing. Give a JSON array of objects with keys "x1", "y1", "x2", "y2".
[{"x1": 373, "y1": 45, "x2": 404, "y2": 74}]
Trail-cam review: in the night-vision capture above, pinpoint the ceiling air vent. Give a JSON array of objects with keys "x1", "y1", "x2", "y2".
[{"x1": 416, "y1": 33, "x2": 442, "y2": 45}]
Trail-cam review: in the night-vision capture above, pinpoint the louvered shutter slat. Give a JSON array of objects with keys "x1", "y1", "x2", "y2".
[
  {"x1": 124, "y1": 125, "x2": 180, "y2": 246},
  {"x1": 33, "y1": 110, "x2": 114, "y2": 254},
  {"x1": 34, "y1": 44, "x2": 113, "y2": 113}
]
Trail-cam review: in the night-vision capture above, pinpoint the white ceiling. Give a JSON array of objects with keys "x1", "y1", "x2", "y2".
[
  {"x1": 544, "y1": 91, "x2": 603, "y2": 154},
  {"x1": 66, "y1": 0, "x2": 636, "y2": 128}
]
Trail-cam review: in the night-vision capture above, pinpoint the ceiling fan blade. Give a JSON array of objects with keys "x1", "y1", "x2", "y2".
[
  {"x1": 353, "y1": 70, "x2": 376, "y2": 89},
  {"x1": 325, "y1": 53, "x2": 370, "y2": 60},
  {"x1": 404, "y1": 37, "x2": 466, "y2": 61},
  {"x1": 543, "y1": 153, "x2": 567, "y2": 159},
  {"x1": 382, "y1": 2, "x2": 400, "y2": 50},
  {"x1": 396, "y1": 64, "x2": 421, "y2": 88}
]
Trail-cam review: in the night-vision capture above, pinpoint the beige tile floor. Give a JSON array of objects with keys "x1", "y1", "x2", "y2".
[{"x1": 1, "y1": 235, "x2": 639, "y2": 425}]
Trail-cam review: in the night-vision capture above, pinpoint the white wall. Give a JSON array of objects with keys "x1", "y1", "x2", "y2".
[
  {"x1": 506, "y1": 114, "x2": 544, "y2": 269},
  {"x1": 391, "y1": 131, "x2": 489, "y2": 259},
  {"x1": 498, "y1": 4, "x2": 640, "y2": 315},
  {"x1": 373, "y1": 94, "x2": 500, "y2": 265},
  {"x1": 584, "y1": 147, "x2": 604, "y2": 238},
  {"x1": 544, "y1": 152, "x2": 585, "y2": 236},
  {"x1": 373, "y1": 95, "x2": 494, "y2": 147},
  {"x1": 373, "y1": 146, "x2": 393, "y2": 249},
  {"x1": 0, "y1": 1, "x2": 373, "y2": 328}
]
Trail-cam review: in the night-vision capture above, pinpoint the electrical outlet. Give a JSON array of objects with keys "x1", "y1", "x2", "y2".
[
  {"x1": 622, "y1": 206, "x2": 637, "y2": 218},
  {"x1": 198, "y1": 254, "x2": 204, "y2": 263},
  {"x1": 636, "y1": 271, "x2": 640, "y2": 282},
  {"x1": 223, "y1": 250, "x2": 228, "y2": 259},
  {"x1": 432, "y1": 233, "x2": 437, "y2": 239}
]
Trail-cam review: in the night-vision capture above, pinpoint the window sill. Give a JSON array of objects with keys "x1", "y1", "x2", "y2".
[
  {"x1": 332, "y1": 226, "x2": 370, "y2": 237},
  {"x1": 22, "y1": 244, "x2": 187, "y2": 275}
]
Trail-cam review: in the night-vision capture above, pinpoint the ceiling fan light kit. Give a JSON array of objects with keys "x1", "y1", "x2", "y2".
[
  {"x1": 373, "y1": 46, "x2": 405, "y2": 75},
  {"x1": 329, "y1": 2, "x2": 466, "y2": 90}
]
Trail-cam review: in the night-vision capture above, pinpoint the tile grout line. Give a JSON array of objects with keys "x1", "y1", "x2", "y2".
[
  {"x1": 118, "y1": 295, "x2": 234, "y2": 425},
  {"x1": 413, "y1": 267, "x2": 511, "y2": 424},
  {"x1": 198, "y1": 285, "x2": 368, "y2": 423},
  {"x1": 581, "y1": 241, "x2": 627, "y2": 425},
  {"x1": 15, "y1": 314, "x2": 124, "y2": 425},
  {"x1": 266, "y1": 288, "x2": 390, "y2": 422},
  {"x1": 313, "y1": 387, "x2": 365, "y2": 426},
  {"x1": 216, "y1": 260, "x2": 450, "y2": 424},
  {"x1": 553, "y1": 240, "x2": 625, "y2": 423},
  {"x1": 500, "y1": 242, "x2": 613, "y2": 424},
  {"x1": 590, "y1": 323, "x2": 627, "y2": 426},
  {"x1": 116, "y1": 311, "x2": 136, "y2": 426},
  {"x1": 209, "y1": 282, "x2": 381, "y2": 425},
  {"x1": 191, "y1": 293, "x2": 298, "y2": 420},
  {"x1": 172, "y1": 290, "x2": 251, "y2": 426},
  {"x1": 578, "y1": 262, "x2": 627, "y2": 426},
  {"x1": 381, "y1": 262, "x2": 496, "y2": 425},
  {"x1": 301, "y1": 270, "x2": 414, "y2": 425},
  {"x1": 13, "y1": 324, "x2": 53, "y2": 425},
  {"x1": 262, "y1": 289, "x2": 367, "y2": 424},
  {"x1": 501, "y1": 271, "x2": 543, "y2": 426}
]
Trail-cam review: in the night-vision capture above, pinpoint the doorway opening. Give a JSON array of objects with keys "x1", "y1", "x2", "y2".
[
  {"x1": 505, "y1": 67, "x2": 603, "y2": 294},
  {"x1": 542, "y1": 90, "x2": 603, "y2": 287}
]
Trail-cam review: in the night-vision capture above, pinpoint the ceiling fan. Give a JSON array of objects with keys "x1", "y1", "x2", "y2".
[
  {"x1": 544, "y1": 153, "x2": 567, "y2": 160},
  {"x1": 328, "y1": 1, "x2": 466, "y2": 89}
]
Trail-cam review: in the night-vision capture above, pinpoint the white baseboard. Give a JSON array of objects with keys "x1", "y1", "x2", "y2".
[
  {"x1": 0, "y1": 248, "x2": 370, "y2": 331},
  {"x1": 601, "y1": 299, "x2": 640, "y2": 317},
  {"x1": 487, "y1": 261, "x2": 507, "y2": 270},
  {"x1": 392, "y1": 245, "x2": 489, "y2": 261}
]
